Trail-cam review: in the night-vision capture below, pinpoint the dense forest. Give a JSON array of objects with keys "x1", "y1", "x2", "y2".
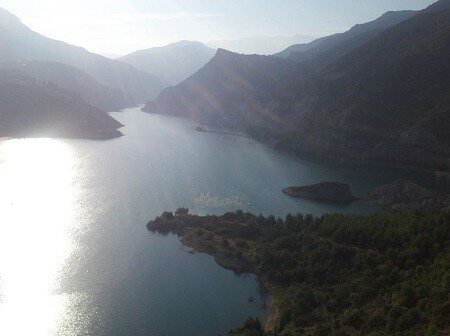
[{"x1": 147, "y1": 209, "x2": 450, "y2": 336}]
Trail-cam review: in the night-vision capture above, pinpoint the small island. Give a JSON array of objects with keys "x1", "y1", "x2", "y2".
[
  {"x1": 282, "y1": 182, "x2": 357, "y2": 203},
  {"x1": 147, "y1": 208, "x2": 450, "y2": 336}
]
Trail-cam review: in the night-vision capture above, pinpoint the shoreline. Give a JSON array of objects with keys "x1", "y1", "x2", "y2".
[
  {"x1": 195, "y1": 121, "x2": 450, "y2": 176},
  {"x1": 147, "y1": 213, "x2": 278, "y2": 332},
  {"x1": 179, "y1": 235, "x2": 275, "y2": 331},
  {"x1": 146, "y1": 210, "x2": 450, "y2": 335},
  {"x1": 143, "y1": 110, "x2": 450, "y2": 176},
  {"x1": 187, "y1": 245, "x2": 275, "y2": 331},
  {"x1": 195, "y1": 125, "x2": 251, "y2": 139}
]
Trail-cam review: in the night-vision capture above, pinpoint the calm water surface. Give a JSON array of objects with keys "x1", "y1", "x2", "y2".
[{"x1": 0, "y1": 107, "x2": 446, "y2": 336}]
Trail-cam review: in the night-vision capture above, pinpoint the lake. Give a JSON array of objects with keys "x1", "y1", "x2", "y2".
[{"x1": 0, "y1": 107, "x2": 446, "y2": 336}]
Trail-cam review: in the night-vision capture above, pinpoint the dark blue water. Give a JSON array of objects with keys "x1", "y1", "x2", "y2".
[{"x1": 0, "y1": 107, "x2": 446, "y2": 336}]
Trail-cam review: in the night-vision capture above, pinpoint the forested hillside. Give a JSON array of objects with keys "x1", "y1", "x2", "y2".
[{"x1": 148, "y1": 210, "x2": 450, "y2": 336}]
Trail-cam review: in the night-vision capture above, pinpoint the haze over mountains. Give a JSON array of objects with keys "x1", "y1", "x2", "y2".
[
  {"x1": 0, "y1": 8, "x2": 165, "y2": 106},
  {"x1": 119, "y1": 41, "x2": 216, "y2": 85},
  {"x1": 0, "y1": 7, "x2": 222, "y2": 138},
  {"x1": 0, "y1": 69, "x2": 122, "y2": 139},
  {"x1": 207, "y1": 34, "x2": 316, "y2": 55},
  {"x1": 146, "y1": 0, "x2": 450, "y2": 169},
  {"x1": 0, "y1": 61, "x2": 130, "y2": 112},
  {"x1": 1, "y1": 0, "x2": 449, "y2": 172}
]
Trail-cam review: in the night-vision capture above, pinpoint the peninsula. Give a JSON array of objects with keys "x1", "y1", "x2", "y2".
[{"x1": 147, "y1": 209, "x2": 450, "y2": 335}]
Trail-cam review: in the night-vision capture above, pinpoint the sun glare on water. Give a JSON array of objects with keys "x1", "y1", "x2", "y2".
[{"x1": 0, "y1": 138, "x2": 78, "y2": 335}]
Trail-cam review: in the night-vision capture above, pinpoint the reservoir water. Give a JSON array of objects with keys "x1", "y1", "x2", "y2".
[{"x1": 0, "y1": 107, "x2": 446, "y2": 336}]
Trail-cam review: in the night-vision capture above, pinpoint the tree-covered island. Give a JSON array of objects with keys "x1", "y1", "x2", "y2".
[{"x1": 147, "y1": 209, "x2": 450, "y2": 336}]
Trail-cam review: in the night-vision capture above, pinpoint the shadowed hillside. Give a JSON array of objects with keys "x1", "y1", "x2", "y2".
[
  {"x1": 276, "y1": 10, "x2": 416, "y2": 71},
  {"x1": 145, "y1": 2, "x2": 450, "y2": 170},
  {"x1": 0, "y1": 70, "x2": 123, "y2": 139},
  {"x1": 281, "y1": 8, "x2": 450, "y2": 169},
  {"x1": 144, "y1": 49, "x2": 304, "y2": 136}
]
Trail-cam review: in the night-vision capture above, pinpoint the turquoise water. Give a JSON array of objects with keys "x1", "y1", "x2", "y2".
[{"x1": 0, "y1": 107, "x2": 446, "y2": 336}]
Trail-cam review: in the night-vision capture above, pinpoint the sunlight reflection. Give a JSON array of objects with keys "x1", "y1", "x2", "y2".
[{"x1": 0, "y1": 138, "x2": 77, "y2": 335}]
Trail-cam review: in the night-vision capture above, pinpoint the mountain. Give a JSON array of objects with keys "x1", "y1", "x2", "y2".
[
  {"x1": 280, "y1": 7, "x2": 450, "y2": 169},
  {"x1": 145, "y1": 3, "x2": 450, "y2": 169},
  {"x1": 424, "y1": 0, "x2": 450, "y2": 12},
  {"x1": 274, "y1": 38, "x2": 323, "y2": 59},
  {"x1": 144, "y1": 49, "x2": 304, "y2": 134},
  {"x1": 119, "y1": 41, "x2": 216, "y2": 86},
  {"x1": 275, "y1": 10, "x2": 416, "y2": 70},
  {"x1": 0, "y1": 61, "x2": 131, "y2": 111},
  {"x1": 0, "y1": 8, "x2": 166, "y2": 105},
  {"x1": 0, "y1": 69, "x2": 123, "y2": 139},
  {"x1": 207, "y1": 34, "x2": 316, "y2": 55}
]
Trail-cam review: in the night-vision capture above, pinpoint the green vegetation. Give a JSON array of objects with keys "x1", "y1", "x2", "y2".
[{"x1": 147, "y1": 210, "x2": 450, "y2": 336}]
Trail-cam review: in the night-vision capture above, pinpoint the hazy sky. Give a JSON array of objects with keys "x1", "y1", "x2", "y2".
[{"x1": 0, "y1": 0, "x2": 438, "y2": 56}]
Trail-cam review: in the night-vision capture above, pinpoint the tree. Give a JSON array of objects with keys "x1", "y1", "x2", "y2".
[
  {"x1": 162, "y1": 211, "x2": 174, "y2": 220},
  {"x1": 175, "y1": 207, "x2": 189, "y2": 215}
]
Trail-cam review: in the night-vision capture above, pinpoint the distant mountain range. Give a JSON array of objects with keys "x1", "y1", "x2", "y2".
[
  {"x1": 145, "y1": 0, "x2": 450, "y2": 170},
  {"x1": 207, "y1": 34, "x2": 316, "y2": 55},
  {"x1": 0, "y1": 8, "x2": 166, "y2": 106},
  {"x1": 119, "y1": 41, "x2": 216, "y2": 86},
  {"x1": 2, "y1": 0, "x2": 450, "y2": 159},
  {"x1": 0, "y1": 69, "x2": 122, "y2": 139}
]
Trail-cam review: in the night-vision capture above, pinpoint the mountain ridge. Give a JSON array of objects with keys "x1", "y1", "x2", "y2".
[
  {"x1": 144, "y1": 48, "x2": 304, "y2": 133},
  {"x1": 0, "y1": 7, "x2": 167, "y2": 105},
  {"x1": 119, "y1": 40, "x2": 216, "y2": 85},
  {"x1": 275, "y1": 10, "x2": 417, "y2": 71},
  {"x1": 145, "y1": 3, "x2": 450, "y2": 170}
]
